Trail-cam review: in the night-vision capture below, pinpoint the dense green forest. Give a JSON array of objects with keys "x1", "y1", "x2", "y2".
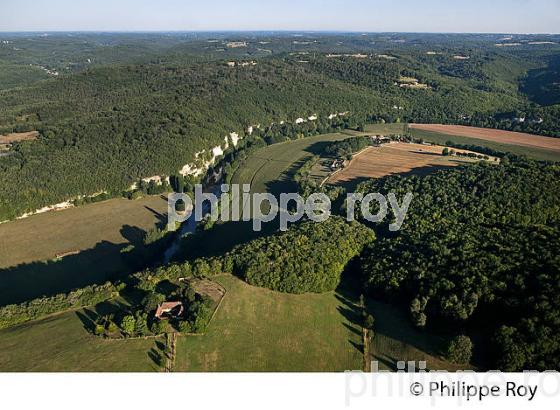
[
  {"x1": 223, "y1": 217, "x2": 374, "y2": 293},
  {"x1": 1, "y1": 32, "x2": 560, "y2": 219},
  {"x1": 323, "y1": 136, "x2": 371, "y2": 158},
  {"x1": 355, "y1": 159, "x2": 560, "y2": 370}
]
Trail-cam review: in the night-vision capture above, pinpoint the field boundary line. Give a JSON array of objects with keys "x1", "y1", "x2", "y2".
[{"x1": 321, "y1": 146, "x2": 374, "y2": 187}]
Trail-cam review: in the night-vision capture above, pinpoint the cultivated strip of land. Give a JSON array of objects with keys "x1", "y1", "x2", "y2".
[
  {"x1": 410, "y1": 124, "x2": 560, "y2": 153},
  {"x1": 328, "y1": 142, "x2": 492, "y2": 187}
]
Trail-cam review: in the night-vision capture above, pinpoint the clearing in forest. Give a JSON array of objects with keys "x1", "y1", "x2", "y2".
[{"x1": 0, "y1": 131, "x2": 39, "y2": 144}]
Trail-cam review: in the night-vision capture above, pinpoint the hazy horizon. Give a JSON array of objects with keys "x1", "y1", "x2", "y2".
[
  {"x1": 1, "y1": 0, "x2": 559, "y2": 34},
  {"x1": 0, "y1": 30, "x2": 559, "y2": 35}
]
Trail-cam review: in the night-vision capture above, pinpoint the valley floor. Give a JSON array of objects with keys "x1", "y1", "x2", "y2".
[{"x1": 0, "y1": 274, "x2": 460, "y2": 372}]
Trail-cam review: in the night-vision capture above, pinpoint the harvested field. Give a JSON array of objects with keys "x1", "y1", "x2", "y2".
[
  {"x1": 328, "y1": 142, "x2": 492, "y2": 187},
  {"x1": 410, "y1": 124, "x2": 560, "y2": 153},
  {"x1": 0, "y1": 131, "x2": 39, "y2": 144}
]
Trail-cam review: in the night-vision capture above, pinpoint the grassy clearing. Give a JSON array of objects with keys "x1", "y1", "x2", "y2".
[
  {"x1": 0, "y1": 275, "x2": 463, "y2": 372},
  {"x1": 368, "y1": 300, "x2": 470, "y2": 371},
  {"x1": 0, "y1": 195, "x2": 168, "y2": 305},
  {"x1": 363, "y1": 123, "x2": 407, "y2": 135},
  {"x1": 175, "y1": 275, "x2": 364, "y2": 372},
  {"x1": 0, "y1": 131, "x2": 39, "y2": 144},
  {"x1": 231, "y1": 132, "x2": 356, "y2": 195},
  {"x1": 0, "y1": 306, "x2": 161, "y2": 372}
]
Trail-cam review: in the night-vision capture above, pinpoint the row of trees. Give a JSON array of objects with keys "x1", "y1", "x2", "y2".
[
  {"x1": 0, "y1": 282, "x2": 119, "y2": 330},
  {"x1": 324, "y1": 136, "x2": 371, "y2": 159}
]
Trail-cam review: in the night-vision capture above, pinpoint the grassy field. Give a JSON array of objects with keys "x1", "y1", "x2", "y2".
[
  {"x1": 0, "y1": 274, "x2": 461, "y2": 372},
  {"x1": 231, "y1": 132, "x2": 355, "y2": 195},
  {"x1": 363, "y1": 123, "x2": 408, "y2": 135},
  {"x1": 0, "y1": 274, "x2": 362, "y2": 372},
  {"x1": 175, "y1": 275, "x2": 364, "y2": 371},
  {"x1": 368, "y1": 300, "x2": 469, "y2": 371},
  {"x1": 0, "y1": 195, "x2": 168, "y2": 305},
  {"x1": 182, "y1": 132, "x2": 359, "y2": 258},
  {"x1": 0, "y1": 305, "x2": 161, "y2": 372}
]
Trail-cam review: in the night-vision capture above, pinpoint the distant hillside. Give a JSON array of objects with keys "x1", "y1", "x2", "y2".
[{"x1": 0, "y1": 35, "x2": 559, "y2": 219}]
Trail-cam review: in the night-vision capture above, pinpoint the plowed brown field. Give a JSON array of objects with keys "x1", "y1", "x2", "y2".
[
  {"x1": 328, "y1": 143, "x2": 492, "y2": 185},
  {"x1": 410, "y1": 124, "x2": 560, "y2": 152}
]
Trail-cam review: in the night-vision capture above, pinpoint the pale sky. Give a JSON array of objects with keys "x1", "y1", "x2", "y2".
[{"x1": 1, "y1": 0, "x2": 559, "y2": 33}]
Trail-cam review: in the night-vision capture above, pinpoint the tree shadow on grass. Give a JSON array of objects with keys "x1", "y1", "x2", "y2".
[
  {"x1": 303, "y1": 140, "x2": 343, "y2": 156},
  {"x1": 148, "y1": 347, "x2": 164, "y2": 370},
  {"x1": 120, "y1": 225, "x2": 148, "y2": 244},
  {"x1": 373, "y1": 354, "x2": 402, "y2": 371},
  {"x1": 177, "y1": 220, "x2": 272, "y2": 261},
  {"x1": 334, "y1": 268, "x2": 364, "y2": 354},
  {"x1": 0, "y1": 222, "x2": 157, "y2": 307},
  {"x1": 334, "y1": 263, "x2": 450, "y2": 365},
  {"x1": 144, "y1": 206, "x2": 169, "y2": 230},
  {"x1": 364, "y1": 297, "x2": 451, "y2": 368},
  {"x1": 0, "y1": 240, "x2": 129, "y2": 307},
  {"x1": 75, "y1": 300, "x2": 131, "y2": 333}
]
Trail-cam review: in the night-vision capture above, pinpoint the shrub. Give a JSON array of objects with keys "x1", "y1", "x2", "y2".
[
  {"x1": 150, "y1": 320, "x2": 167, "y2": 335},
  {"x1": 94, "y1": 324, "x2": 105, "y2": 336},
  {"x1": 120, "y1": 315, "x2": 136, "y2": 336},
  {"x1": 134, "y1": 312, "x2": 149, "y2": 336},
  {"x1": 445, "y1": 335, "x2": 473, "y2": 364},
  {"x1": 141, "y1": 292, "x2": 166, "y2": 314},
  {"x1": 178, "y1": 321, "x2": 192, "y2": 333},
  {"x1": 364, "y1": 315, "x2": 375, "y2": 330},
  {"x1": 193, "y1": 259, "x2": 211, "y2": 277},
  {"x1": 107, "y1": 321, "x2": 119, "y2": 334}
]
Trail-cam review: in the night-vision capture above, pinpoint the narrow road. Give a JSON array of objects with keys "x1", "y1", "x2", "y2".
[{"x1": 165, "y1": 332, "x2": 177, "y2": 372}]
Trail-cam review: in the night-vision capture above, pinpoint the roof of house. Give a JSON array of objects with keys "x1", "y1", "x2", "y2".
[{"x1": 155, "y1": 301, "x2": 184, "y2": 319}]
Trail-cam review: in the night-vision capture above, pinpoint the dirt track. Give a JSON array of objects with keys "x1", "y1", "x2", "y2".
[
  {"x1": 0, "y1": 131, "x2": 39, "y2": 144},
  {"x1": 410, "y1": 124, "x2": 560, "y2": 152}
]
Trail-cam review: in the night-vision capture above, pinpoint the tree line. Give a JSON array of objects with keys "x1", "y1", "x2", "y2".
[{"x1": 355, "y1": 158, "x2": 560, "y2": 371}]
